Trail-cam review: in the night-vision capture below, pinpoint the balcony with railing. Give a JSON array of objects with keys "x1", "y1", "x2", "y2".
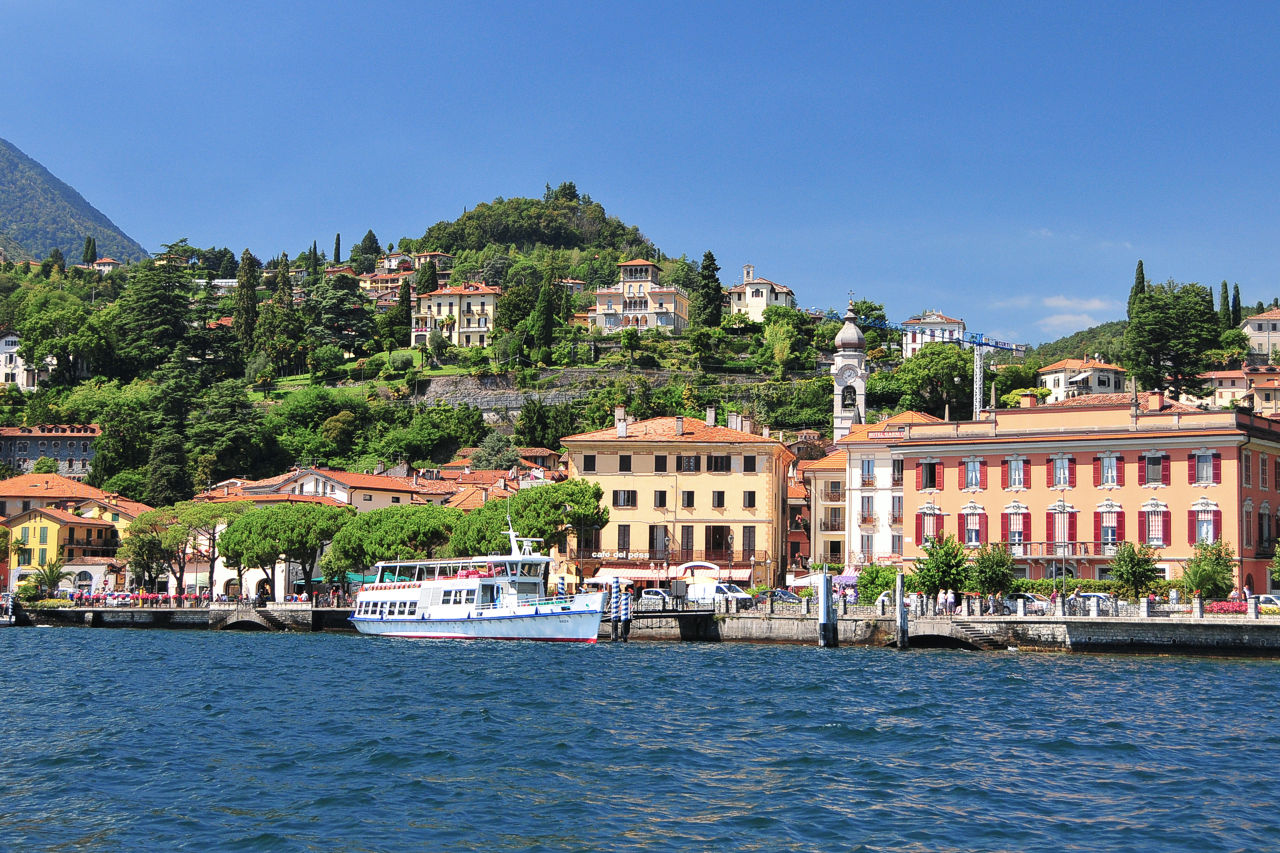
[
  {"x1": 819, "y1": 517, "x2": 845, "y2": 532},
  {"x1": 861, "y1": 475, "x2": 876, "y2": 487},
  {"x1": 858, "y1": 513, "x2": 877, "y2": 526},
  {"x1": 819, "y1": 489, "x2": 845, "y2": 503},
  {"x1": 889, "y1": 513, "x2": 904, "y2": 526}
]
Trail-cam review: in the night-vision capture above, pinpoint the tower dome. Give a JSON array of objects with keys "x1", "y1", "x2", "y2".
[{"x1": 834, "y1": 300, "x2": 865, "y2": 350}]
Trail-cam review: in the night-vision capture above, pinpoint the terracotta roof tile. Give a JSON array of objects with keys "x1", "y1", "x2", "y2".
[
  {"x1": 1245, "y1": 308, "x2": 1280, "y2": 322},
  {"x1": 835, "y1": 411, "x2": 942, "y2": 445},
  {"x1": 563, "y1": 417, "x2": 789, "y2": 446},
  {"x1": 1041, "y1": 393, "x2": 1199, "y2": 412},
  {"x1": 617, "y1": 259, "x2": 659, "y2": 267},
  {"x1": 0, "y1": 474, "x2": 107, "y2": 501},
  {"x1": 1037, "y1": 358, "x2": 1125, "y2": 373}
]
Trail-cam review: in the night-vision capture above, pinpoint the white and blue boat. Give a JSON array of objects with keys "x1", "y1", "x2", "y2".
[{"x1": 350, "y1": 526, "x2": 604, "y2": 642}]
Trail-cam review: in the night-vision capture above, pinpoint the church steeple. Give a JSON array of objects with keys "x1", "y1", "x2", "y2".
[{"x1": 832, "y1": 299, "x2": 867, "y2": 439}]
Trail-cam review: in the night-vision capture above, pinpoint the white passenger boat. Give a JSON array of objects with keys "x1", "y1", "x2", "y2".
[{"x1": 350, "y1": 526, "x2": 605, "y2": 642}]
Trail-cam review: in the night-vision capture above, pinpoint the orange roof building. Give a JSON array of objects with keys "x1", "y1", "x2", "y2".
[
  {"x1": 0, "y1": 424, "x2": 101, "y2": 480},
  {"x1": 1037, "y1": 357, "x2": 1126, "y2": 403}
]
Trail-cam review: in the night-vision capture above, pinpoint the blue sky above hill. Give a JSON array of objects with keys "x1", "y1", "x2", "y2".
[{"x1": 4, "y1": 1, "x2": 1279, "y2": 343}]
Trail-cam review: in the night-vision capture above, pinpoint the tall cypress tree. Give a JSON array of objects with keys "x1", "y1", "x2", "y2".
[
  {"x1": 415, "y1": 260, "x2": 439, "y2": 294},
  {"x1": 691, "y1": 250, "x2": 723, "y2": 328},
  {"x1": 82, "y1": 236, "x2": 96, "y2": 266},
  {"x1": 1127, "y1": 260, "x2": 1146, "y2": 319},
  {"x1": 275, "y1": 253, "x2": 293, "y2": 306},
  {"x1": 333, "y1": 233, "x2": 341, "y2": 264},
  {"x1": 233, "y1": 250, "x2": 262, "y2": 355},
  {"x1": 1232, "y1": 284, "x2": 1243, "y2": 326},
  {"x1": 397, "y1": 276, "x2": 413, "y2": 345},
  {"x1": 1219, "y1": 281, "x2": 1232, "y2": 330}
]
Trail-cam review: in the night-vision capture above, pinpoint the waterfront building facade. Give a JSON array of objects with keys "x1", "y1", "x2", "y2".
[
  {"x1": 896, "y1": 391, "x2": 1280, "y2": 592},
  {"x1": 561, "y1": 408, "x2": 794, "y2": 587},
  {"x1": 1241, "y1": 308, "x2": 1280, "y2": 362}
]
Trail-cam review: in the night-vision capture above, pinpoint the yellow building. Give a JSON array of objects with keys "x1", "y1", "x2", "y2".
[
  {"x1": 561, "y1": 408, "x2": 795, "y2": 587},
  {"x1": 412, "y1": 282, "x2": 498, "y2": 347},
  {"x1": 590, "y1": 260, "x2": 690, "y2": 334},
  {"x1": 5, "y1": 506, "x2": 119, "y2": 590}
]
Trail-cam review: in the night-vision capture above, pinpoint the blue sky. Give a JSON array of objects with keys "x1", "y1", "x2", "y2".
[{"x1": 4, "y1": 0, "x2": 1280, "y2": 343}]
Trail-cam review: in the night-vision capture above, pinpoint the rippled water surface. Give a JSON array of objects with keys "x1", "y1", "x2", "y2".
[{"x1": 1, "y1": 629, "x2": 1278, "y2": 852}]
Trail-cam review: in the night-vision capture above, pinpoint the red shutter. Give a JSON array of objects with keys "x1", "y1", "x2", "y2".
[
  {"x1": 1116, "y1": 455, "x2": 1126, "y2": 486},
  {"x1": 1046, "y1": 461, "x2": 1054, "y2": 488},
  {"x1": 1093, "y1": 457, "x2": 1102, "y2": 487},
  {"x1": 936, "y1": 463, "x2": 944, "y2": 491},
  {"x1": 1068, "y1": 513, "x2": 1077, "y2": 544},
  {"x1": 1022, "y1": 512, "x2": 1032, "y2": 542},
  {"x1": 979, "y1": 460, "x2": 988, "y2": 489},
  {"x1": 1138, "y1": 456, "x2": 1147, "y2": 486},
  {"x1": 1188, "y1": 509, "x2": 1198, "y2": 545},
  {"x1": 1161, "y1": 456, "x2": 1171, "y2": 486},
  {"x1": 1046, "y1": 510, "x2": 1055, "y2": 541},
  {"x1": 978, "y1": 514, "x2": 988, "y2": 544},
  {"x1": 915, "y1": 513, "x2": 924, "y2": 545},
  {"x1": 1094, "y1": 511, "x2": 1103, "y2": 548},
  {"x1": 1139, "y1": 510, "x2": 1149, "y2": 544},
  {"x1": 958, "y1": 512, "x2": 966, "y2": 537},
  {"x1": 1212, "y1": 509, "x2": 1222, "y2": 542},
  {"x1": 1001, "y1": 513, "x2": 1010, "y2": 542},
  {"x1": 1187, "y1": 453, "x2": 1196, "y2": 484},
  {"x1": 1001, "y1": 460, "x2": 1009, "y2": 489},
  {"x1": 915, "y1": 462, "x2": 922, "y2": 490},
  {"x1": 1161, "y1": 511, "x2": 1172, "y2": 546},
  {"x1": 1212, "y1": 453, "x2": 1221, "y2": 485},
  {"x1": 1116, "y1": 511, "x2": 1125, "y2": 543},
  {"x1": 1068, "y1": 458, "x2": 1077, "y2": 488}
]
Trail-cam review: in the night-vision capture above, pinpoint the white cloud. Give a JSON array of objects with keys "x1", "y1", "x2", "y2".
[
  {"x1": 993, "y1": 295, "x2": 1034, "y2": 309},
  {"x1": 1030, "y1": 228, "x2": 1053, "y2": 238},
  {"x1": 1037, "y1": 312, "x2": 1098, "y2": 332},
  {"x1": 1042, "y1": 295, "x2": 1118, "y2": 312}
]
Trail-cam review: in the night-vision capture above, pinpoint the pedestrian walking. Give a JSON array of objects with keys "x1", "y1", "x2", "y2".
[{"x1": 946, "y1": 589, "x2": 956, "y2": 616}]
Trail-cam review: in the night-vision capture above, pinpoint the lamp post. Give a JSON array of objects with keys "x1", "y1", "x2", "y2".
[{"x1": 1056, "y1": 486, "x2": 1067, "y2": 603}]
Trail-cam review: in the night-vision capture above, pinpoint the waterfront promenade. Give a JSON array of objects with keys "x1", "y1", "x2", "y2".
[{"x1": 16, "y1": 596, "x2": 1280, "y2": 655}]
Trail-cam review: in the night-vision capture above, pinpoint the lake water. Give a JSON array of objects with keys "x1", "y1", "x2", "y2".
[{"x1": 1, "y1": 629, "x2": 1277, "y2": 852}]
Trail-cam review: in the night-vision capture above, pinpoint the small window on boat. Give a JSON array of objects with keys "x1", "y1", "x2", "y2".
[
  {"x1": 395, "y1": 602, "x2": 405, "y2": 615},
  {"x1": 465, "y1": 590, "x2": 476, "y2": 604},
  {"x1": 407, "y1": 603, "x2": 416, "y2": 616}
]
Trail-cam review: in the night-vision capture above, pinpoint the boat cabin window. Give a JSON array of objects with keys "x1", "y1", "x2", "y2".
[
  {"x1": 465, "y1": 590, "x2": 476, "y2": 604},
  {"x1": 407, "y1": 603, "x2": 417, "y2": 616}
]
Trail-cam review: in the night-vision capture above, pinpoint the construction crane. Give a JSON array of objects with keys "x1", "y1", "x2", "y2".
[{"x1": 858, "y1": 316, "x2": 1028, "y2": 420}]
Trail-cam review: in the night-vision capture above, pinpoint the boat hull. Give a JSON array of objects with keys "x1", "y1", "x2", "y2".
[{"x1": 351, "y1": 606, "x2": 603, "y2": 643}]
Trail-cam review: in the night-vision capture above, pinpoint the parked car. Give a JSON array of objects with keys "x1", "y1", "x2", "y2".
[
  {"x1": 1004, "y1": 592, "x2": 1049, "y2": 615},
  {"x1": 1073, "y1": 592, "x2": 1115, "y2": 614},
  {"x1": 687, "y1": 582, "x2": 754, "y2": 610},
  {"x1": 639, "y1": 588, "x2": 674, "y2": 606},
  {"x1": 1253, "y1": 594, "x2": 1280, "y2": 609},
  {"x1": 755, "y1": 589, "x2": 802, "y2": 605}
]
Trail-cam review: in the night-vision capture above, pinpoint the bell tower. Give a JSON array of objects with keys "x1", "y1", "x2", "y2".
[{"x1": 832, "y1": 299, "x2": 867, "y2": 440}]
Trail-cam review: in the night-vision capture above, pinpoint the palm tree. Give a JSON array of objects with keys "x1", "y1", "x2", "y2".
[{"x1": 30, "y1": 556, "x2": 74, "y2": 598}]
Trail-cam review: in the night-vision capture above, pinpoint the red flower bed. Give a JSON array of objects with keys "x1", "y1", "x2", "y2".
[{"x1": 1205, "y1": 601, "x2": 1248, "y2": 614}]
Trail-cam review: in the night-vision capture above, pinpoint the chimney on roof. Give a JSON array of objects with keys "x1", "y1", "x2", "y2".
[
  {"x1": 742, "y1": 416, "x2": 754, "y2": 435},
  {"x1": 375, "y1": 461, "x2": 385, "y2": 475},
  {"x1": 1148, "y1": 390, "x2": 1165, "y2": 411},
  {"x1": 615, "y1": 405, "x2": 628, "y2": 438},
  {"x1": 762, "y1": 425, "x2": 770, "y2": 439},
  {"x1": 706, "y1": 406, "x2": 716, "y2": 426},
  {"x1": 1019, "y1": 391, "x2": 1039, "y2": 408},
  {"x1": 675, "y1": 415, "x2": 684, "y2": 435}
]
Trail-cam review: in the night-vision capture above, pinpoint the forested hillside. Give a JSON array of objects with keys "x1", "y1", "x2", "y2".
[{"x1": 0, "y1": 137, "x2": 148, "y2": 263}]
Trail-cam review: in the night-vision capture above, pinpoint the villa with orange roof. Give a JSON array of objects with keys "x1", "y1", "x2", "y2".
[
  {"x1": 1037, "y1": 357, "x2": 1126, "y2": 403},
  {"x1": 562, "y1": 407, "x2": 794, "y2": 587},
  {"x1": 91, "y1": 258, "x2": 122, "y2": 274},
  {"x1": 901, "y1": 310, "x2": 966, "y2": 359},
  {"x1": 725, "y1": 264, "x2": 797, "y2": 323},
  {"x1": 1241, "y1": 307, "x2": 1280, "y2": 362},
  {"x1": 412, "y1": 282, "x2": 498, "y2": 348},
  {"x1": 4, "y1": 506, "x2": 120, "y2": 591},
  {"x1": 590, "y1": 259, "x2": 690, "y2": 334}
]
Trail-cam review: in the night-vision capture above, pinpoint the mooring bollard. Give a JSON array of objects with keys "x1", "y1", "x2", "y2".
[
  {"x1": 1249, "y1": 596, "x2": 1259, "y2": 620},
  {"x1": 1192, "y1": 595, "x2": 1203, "y2": 618},
  {"x1": 1089, "y1": 597, "x2": 1099, "y2": 618},
  {"x1": 817, "y1": 573, "x2": 837, "y2": 647},
  {"x1": 1016, "y1": 598, "x2": 1026, "y2": 617},
  {"x1": 1139, "y1": 596, "x2": 1150, "y2": 618}
]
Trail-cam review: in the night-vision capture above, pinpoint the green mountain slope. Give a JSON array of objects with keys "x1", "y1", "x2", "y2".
[
  {"x1": 1027, "y1": 320, "x2": 1128, "y2": 364},
  {"x1": 0, "y1": 137, "x2": 148, "y2": 263}
]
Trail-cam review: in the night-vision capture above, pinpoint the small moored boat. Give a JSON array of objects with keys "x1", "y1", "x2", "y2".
[{"x1": 350, "y1": 525, "x2": 604, "y2": 642}]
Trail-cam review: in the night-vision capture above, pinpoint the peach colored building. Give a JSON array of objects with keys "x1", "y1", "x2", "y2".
[{"x1": 895, "y1": 391, "x2": 1280, "y2": 593}]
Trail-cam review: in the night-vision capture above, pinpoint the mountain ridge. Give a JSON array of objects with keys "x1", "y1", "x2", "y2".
[{"x1": 0, "y1": 137, "x2": 148, "y2": 263}]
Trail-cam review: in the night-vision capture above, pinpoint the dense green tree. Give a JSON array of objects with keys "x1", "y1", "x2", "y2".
[
  {"x1": 48, "y1": 247, "x2": 65, "y2": 273},
  {"x1": 909, "y1": 533, "x2": 969, "y2": 595},
  {"x1": 415, "y1": 260, "x2": 439, "y2": 294},
  {"x1": 689, "y1": 250, "x2": 723, "y2": 328},
  {"x1": 15, "y1": 286, "x2": 93, "y2": 383},
  {"x1": 28, "y1": 558, "x2": 73, "y2": 597},
  {"x1": 416, "y1": 191, "x2": 649, "y2": 254},
  {"x1": 173, "y1": 500, "x2": 254, "y2": 594},
  {"x1": 893, "y1": 343, "x2": 973, "y2": 419},
  {"x1": 323, "y1": 505, "x2": 462, "y2": 579},
  {"x1": 333, "y1": 233, "x2": 341, "y2": 264},
  {"x1": 82, "y1": 236, "x2": 96, "y2": 266},
  {"x1": 1232, "y1": 283, "x2": 1242, "y2": 326},
  {"x1": 31, "y1": 456, "x2": 58, "y2": 474},
  {"x1": 1219, "y1": 281, "x2": 1232, "y2": 330},
  {"x1": 1123, "y1": 281, "x2": 1218, "y2": 397},
  {"x1": 969, "y1": 544, "x2": 1015, "y2": 594},
  {"x1": 186, "y1": 380, "x2": 280, "y2": 487},
  {"x1": 144, "y1": 428, "x2": 192, "y2": 507},
  {"x1": 1108, "y1": 542, "x2": 1159, "y2": 601},
  {"x1": 305, "y1": 272, "x2": 371, "y2": 354},
  {"x1": 856, "y1": 564, "x2": 898, "y2": 604},
  {"x1": 514, "y1": 398, "x2": 576, "y2": 450},
  {"x1": 448, "y1": 480, "x2": 607, "y2": 558},
  {"x1": 470, "y1": 432, "x2": 520, "y2": 470},
  {"x1": 218, "y1": 502, "x2": 355, "y2": 598},
  {"x1": 1180, "y1": 540, "x2": 1235, "y2": 599},
  {"x1": 113, "y1": 265, "x2": 191, "y2": 378},
  {"x1": 1127, "y1": 259, "x2": 1146, "y2": 318}
]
